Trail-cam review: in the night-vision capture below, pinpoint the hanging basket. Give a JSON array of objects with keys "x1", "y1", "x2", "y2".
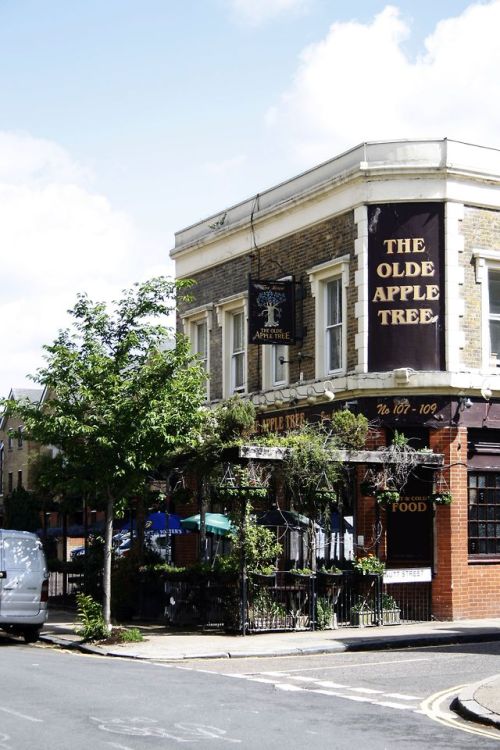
[
  {"x1": 375, "y1": 489, "x2": 401, "y2": 507},
  {"x1": 431, "y1": 491, "x2": 453, "y2": 506}
]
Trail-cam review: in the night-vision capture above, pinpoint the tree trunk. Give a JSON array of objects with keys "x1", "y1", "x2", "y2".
[{"x1": 102, "y1": 491, "x2": 114, "y2": 630}]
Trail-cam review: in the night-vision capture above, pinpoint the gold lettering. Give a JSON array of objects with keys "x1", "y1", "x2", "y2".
[
  {"x1": 377, "y1": 308, "x2": 436, "y2": 325},
  {"x1": 421, "y1": 261, "x2": 435, "y2": 277},
  {"x1": 383, "y1": 239, "x2": 398, "y2": 254},
  {"x1": 383, "y1": 238, "x2": 426, "y2": 254},
  {"x1": 372, "y1": 286, "x2": 388, "y2": 302}
]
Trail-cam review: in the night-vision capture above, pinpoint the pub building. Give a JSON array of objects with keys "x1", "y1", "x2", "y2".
[{"x1": 171, "y1": 139, "x2": 500, "y2": 621}]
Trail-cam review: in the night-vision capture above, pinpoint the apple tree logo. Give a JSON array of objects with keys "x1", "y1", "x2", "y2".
[{"x1": 257, "y1": 288, "x2": 286, "y2": 328}]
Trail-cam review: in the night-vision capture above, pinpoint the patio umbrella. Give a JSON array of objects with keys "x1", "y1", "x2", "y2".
[
  {"x1": 119, "y1": 512, "x2": 185, "y2": 535},
  {"x1": 256, "y1": 509, "x2": 311, "y2": 529},
  {"x1": 180, "y1": 513, "x2": 234, "y2": 536}
]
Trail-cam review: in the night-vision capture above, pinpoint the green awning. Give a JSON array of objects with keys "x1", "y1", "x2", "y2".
[{"x1": 180, "y1": 513, "x2": 234, "y2": 536}]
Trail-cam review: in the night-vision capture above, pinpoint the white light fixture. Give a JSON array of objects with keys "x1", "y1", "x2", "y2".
[
  {"x1": 481, "y1": 384, "x2": 493, "y2": 401},
  {"x1": 307, "y1": 386, "x2": 317, "y2": 404},
  {"x1": 274, "y1": 390, "x2": 284, "y2": 408},
  {"x1": 323, "y1": 381, "x2": 335, "y2": 401}
]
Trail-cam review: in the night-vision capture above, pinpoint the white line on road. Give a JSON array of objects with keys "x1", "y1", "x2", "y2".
[
  {"x1": 260, "y1": 656, "x2": 429, "y2": 674},
  {"x1": 106, "y1": 744, "x2": 136, "y2": 750},
  {"x1": 0, "y1": 706, "x2": 43, "y2": 722}
]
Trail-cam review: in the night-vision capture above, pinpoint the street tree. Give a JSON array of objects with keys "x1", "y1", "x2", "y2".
[{"x1": 3, "y1": 277, "x2": 207, "y2": 628}]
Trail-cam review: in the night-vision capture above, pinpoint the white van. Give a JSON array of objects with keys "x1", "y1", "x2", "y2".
[{"x1": 0, "y1": 529, "x2": 49, "y2": 642}]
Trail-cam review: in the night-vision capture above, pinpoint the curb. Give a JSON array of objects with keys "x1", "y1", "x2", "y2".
[
  {"x1": 453, "y1": 677, "x2": 500, "y2": 729},
  {"x1": 39, "y1": 630, "x2": 500, "y2": 663}
]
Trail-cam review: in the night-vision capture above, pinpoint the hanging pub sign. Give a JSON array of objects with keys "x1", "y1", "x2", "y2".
[
  {"x1": 248, "y1": 278, "x2": 296, "y2": 345},
  {"x1": 368, "y1": 202, "x2": 445, "y2": 371}
]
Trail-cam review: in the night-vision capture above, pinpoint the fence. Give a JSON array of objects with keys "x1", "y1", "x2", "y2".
[{"x1": 164, "y1": 570, "x2": 432, "y2": 633}]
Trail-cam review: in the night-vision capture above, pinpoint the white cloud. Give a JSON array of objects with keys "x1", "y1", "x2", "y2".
[
  {"x1": 229, "y1": 0, "x2": 310, "y2": 25},
  {"x1": 0, "y1": 132, "x2": 142, "y2": 398},
  {"x1": 266, "y1": 1, "x2": 500, "y2": 164}
]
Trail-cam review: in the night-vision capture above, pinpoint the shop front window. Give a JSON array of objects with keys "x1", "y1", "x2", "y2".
[{"x1": 468, "y1": 472, "x2": 500, "y2": 556}]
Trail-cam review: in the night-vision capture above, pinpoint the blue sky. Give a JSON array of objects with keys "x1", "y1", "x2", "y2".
[{"x1": 0, "y1": 0, "x2": 497, "y2": 397}]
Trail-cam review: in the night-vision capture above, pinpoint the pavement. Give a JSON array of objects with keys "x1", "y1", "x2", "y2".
[{"x1": 41, "y1": 608, "x2": 500, "y2": 730}]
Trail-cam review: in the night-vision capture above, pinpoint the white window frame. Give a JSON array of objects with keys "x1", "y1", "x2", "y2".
[
  {"x1": 308, "y1": 255, "x2": 350, "y2": 378},
  {"x1": 181, "y1": 304, "x2": 212, "y2": 400},
  {"x1": 216, "y1": 293, "x2": 248, "y2": 397},
  {"x1": 262, "y1": 343, "x2": 289, "y2": 390},
  {"x1": 474, "y1": 250, "x2": 500, "y2": 370}
]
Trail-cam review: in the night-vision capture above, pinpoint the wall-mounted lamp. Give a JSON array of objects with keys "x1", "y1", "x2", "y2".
[
  {"x1": 459, "y1": 396, "x2": 473, "y2": 410},
  {"x1": 274, "y1": 390, "x2": 285, "y2": 408},
  {"x1": 279, "y1": 351, "x2": 313, "y2": 366},
  {"x1": 481, "y1": 385, "x2": 493, "y2": 401},
  {"x1": 306, "y1": 386, "x2": 317, "y2": 404},
  {"x1": 323, "y1": 381, "x2": 335, "y2": 401}
]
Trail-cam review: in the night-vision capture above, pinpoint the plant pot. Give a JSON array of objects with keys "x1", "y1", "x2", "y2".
[
  {"x1": 382, "y1": 608, "x2": 401, "y2": 626},
  {"x1": 250, "y1": 572, "x2": 276, "y2": 584},
  {"x1": 350, "y1": 610, "x2": 374, "y2": 627}
]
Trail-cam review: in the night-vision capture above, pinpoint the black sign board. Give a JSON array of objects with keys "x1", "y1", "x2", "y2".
[
  {"x1": 368, "y1": 203, "x2": 445, "y2": 371},
  {"x1": 248, "y1": 278, "x2": 295, "y2": 345}
]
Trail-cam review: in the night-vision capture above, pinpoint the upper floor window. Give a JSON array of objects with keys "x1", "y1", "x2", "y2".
[
  {"x1": 194, "y1": 320, "x2": 208, "y2": 371},
  {"x1": 489, "y1": 270, "x2": 500, "y2": 362},
  {"x1": 181, "y1": 305, "x2": 212, "y2": 401},
  {"x1": 231, "y1": 310, "x2": 245, "y2": 393},
  {"x1": 326, "y1": 278, "x2": 342, "y2": 373},
  {"x1": 309, "y1": 255, "x2": 350, "y2": 378},
  {"x1": 216, "y1": 294, "x2": 247, "y2": 398},
  {"x1": 17, "y1": 427, "x2": 23, "y2": 449}
]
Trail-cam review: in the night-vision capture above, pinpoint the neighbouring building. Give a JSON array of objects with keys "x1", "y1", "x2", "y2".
[
  {"x1": 0, "y1": 388, "x2": 45, "y2": 521},
  {"x1": 171, "y1": 138, "x2": 500, "y2": 621},
  {"x1": 0, "y1": 387, "x2": 103, "y2": 558}
]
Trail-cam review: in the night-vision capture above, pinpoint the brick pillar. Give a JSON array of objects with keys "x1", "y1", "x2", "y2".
[{"x1": 429, "y1": 425, "x2": 468, "y2": 619}]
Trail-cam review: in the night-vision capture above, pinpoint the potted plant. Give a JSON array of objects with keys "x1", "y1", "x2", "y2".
[
  {"x1": 432, "y1": 491, "x2": 453, "y2": 506},
  {"x1": 318, "y1": 564, "x2": 342, "y2": 578},
  {"x1": 350, "y1": 596, "x2": 373, "y2": 627},
  {"x1": 249, "y1": 565, "x2": 277, "y2": 583},
  {"x1": 316, "y1": 596, "x2": 337, "y2": 630},
  {"x1": 381, "y1": 593, "x2": 401, "y2": 625},
  {"x1": 375, "y1": 489, "x2": 401, "y2": 507},
  {"x1": 352, "y1": 554, "x2": 385, "y2": 576}
]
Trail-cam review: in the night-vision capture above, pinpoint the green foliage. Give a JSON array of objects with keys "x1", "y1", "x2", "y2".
[
  {"x1": 75, "y1": 593, "x2": 110, "y2": 641},
  {"x1": 375, "y1": 489, "x2": 400, "y2": 506},
  {"x1": 249, "y1": 589, "x2": 286, "y2": 620},
  {"x1": 2, "y1": 277, "x2": 208, "y2": 626},
  {"x1": 281, "y1": 423, "x2": 340, "y2": 510},
  {"x1": 381, "y1": 593, "x2": 399, "y2": 611},
  {"x1": 4, "y1": 488, "x2": 41, "y2": 532},
  {"x1": 352, "y1": 554, "x2": 385, "y2": 575},
  {"x1": 316, "y1": 597, "x2": 335, "y2": 629},
  {"x1": 319, "y1": 565, "x2": 342, "y2": 574},
  {"x1": 432, "y1": 491, "x2": 453, "y2": 505},
  {"x1": 227, "y1": 500, "x2": 282, "y2": 575},
  {"x1": 329, "y1": 410, "x2": 369, "y2": 450},
  {"x1": 215, "y1": 396, "x2": 256, "y2": 444},
  {"x1": 289, "y1": 567, "x2": 313, "y2": 575},
  {"x1": 391, "y1": 430, "x2": 410, "y2": 448},
  {"x1": 116, "y1": 627, "x2": 144, "y2": 643},
  {"x1": 2, "y1": 277, "x2": 207, "y2": 513},
  {"x1": 350, "y1": 596, "x2": 372, "y2": 613}
]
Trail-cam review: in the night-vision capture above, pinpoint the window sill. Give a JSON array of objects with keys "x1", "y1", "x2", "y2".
[{"x1": 468, "y1": 556, "x2": 500, "y2": 564}]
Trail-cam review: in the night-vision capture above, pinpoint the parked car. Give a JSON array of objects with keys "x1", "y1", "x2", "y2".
[{"x1": 0, "y1": 529, "x2": 49, "y2": 642}]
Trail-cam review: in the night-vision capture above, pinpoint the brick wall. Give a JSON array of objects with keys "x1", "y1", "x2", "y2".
[
  {"x1": 179, "y1": 211, "x2": 356, "y2": 396},
  {"x1": 461, "y1": 206, "x2": 500, "y2": 367}
]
